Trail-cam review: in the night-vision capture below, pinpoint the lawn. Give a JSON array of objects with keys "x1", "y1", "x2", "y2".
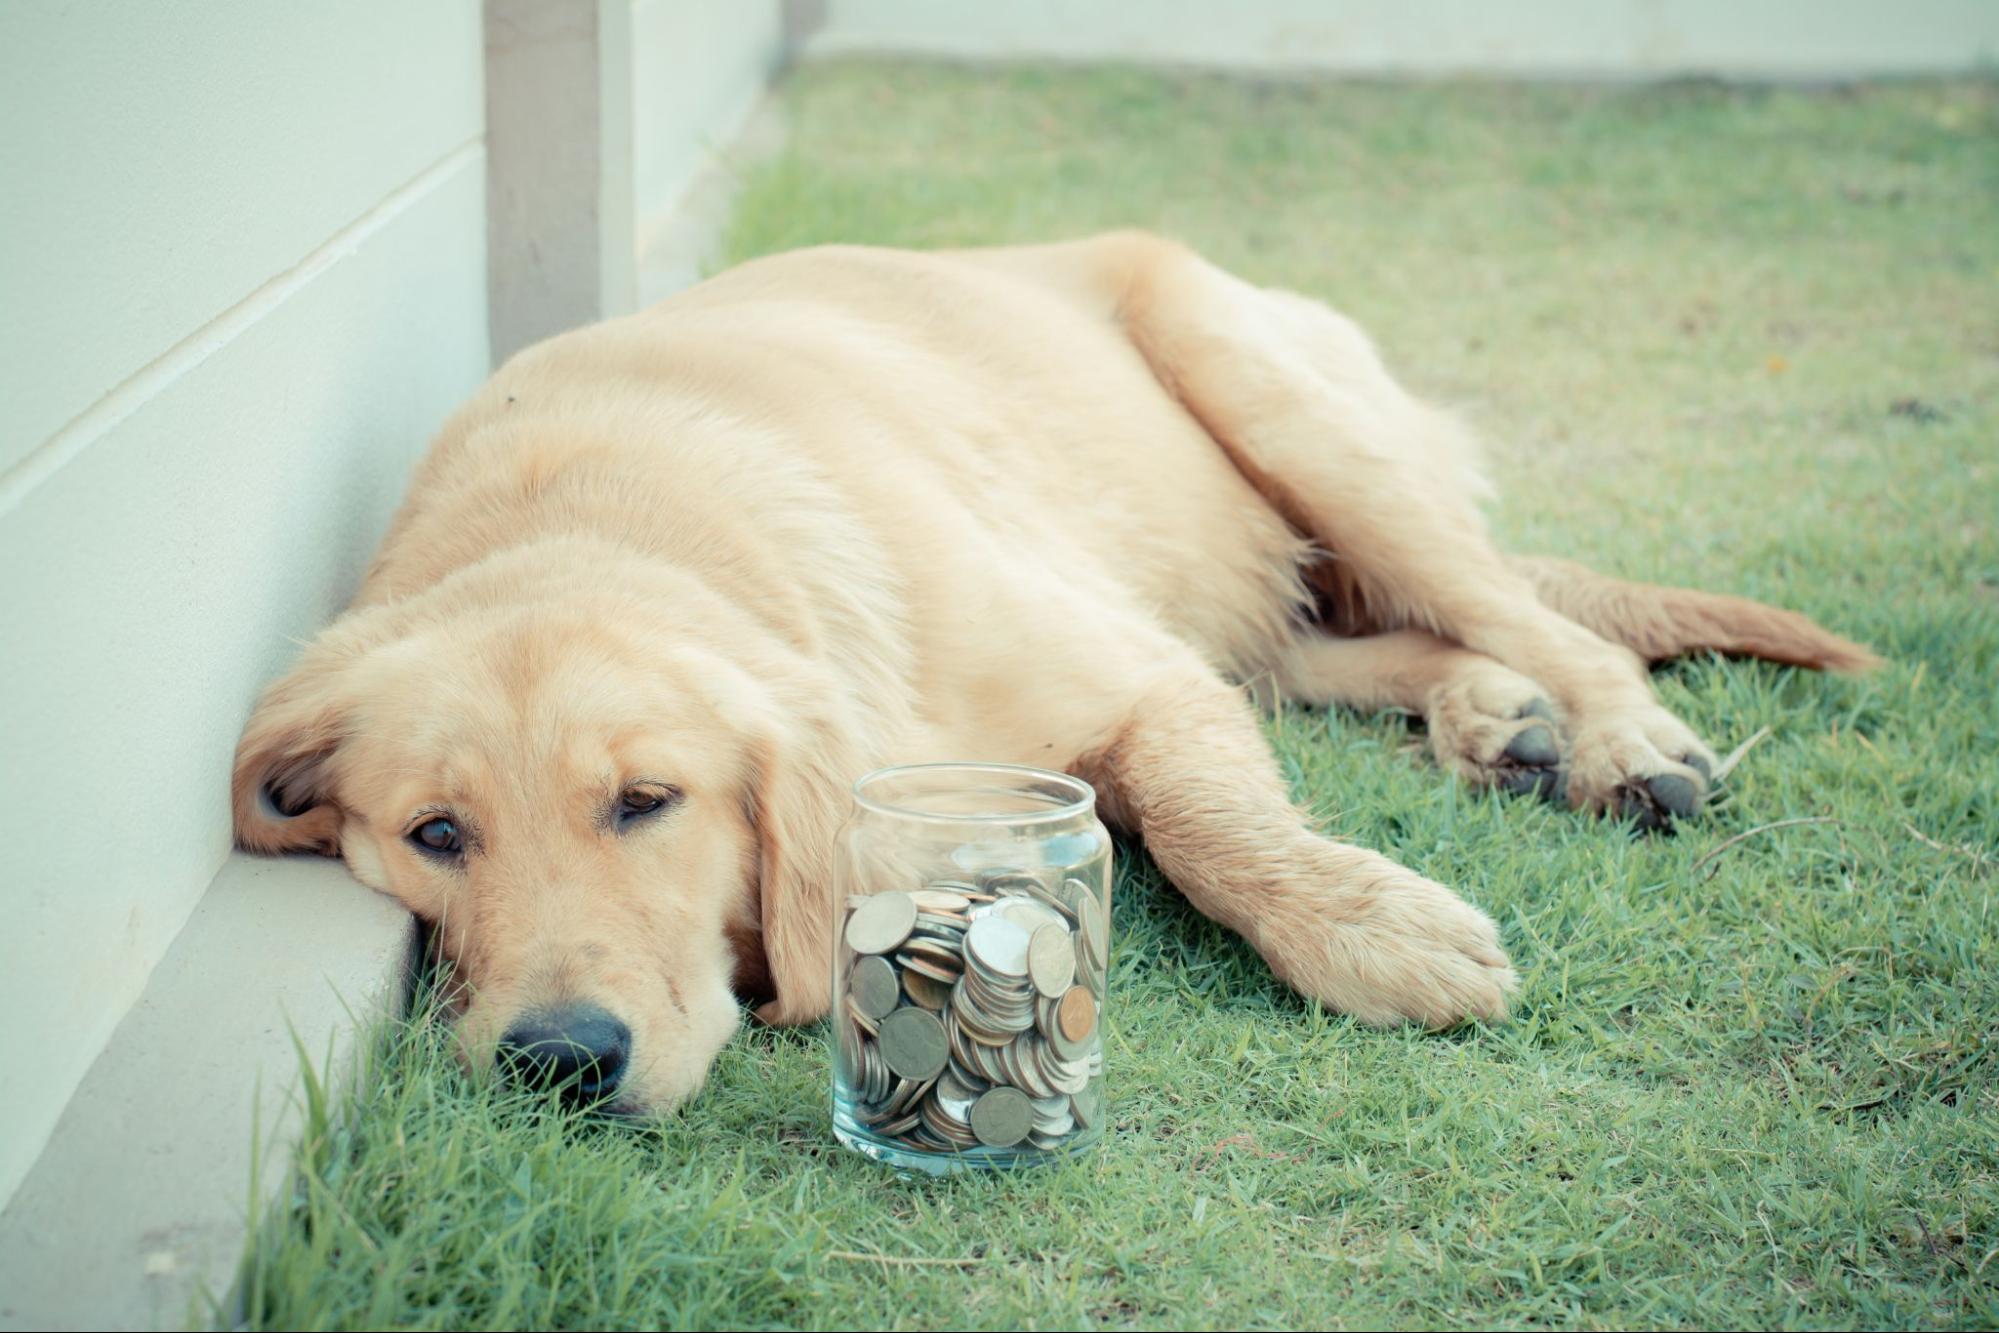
[{"x1": 232, "y1": 63, "x2": 1998, "y2": 1330}]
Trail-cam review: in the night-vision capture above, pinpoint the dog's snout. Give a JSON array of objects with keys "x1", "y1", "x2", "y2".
[{"x1": 497, "y1": 1003, "x2": 631, "y2": 1103}]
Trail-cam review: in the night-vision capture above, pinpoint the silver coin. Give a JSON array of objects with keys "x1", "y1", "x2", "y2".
[
  {"x1": 910, "y1": 888, "x2": 973, "y2": 913},
  {"x1": 965, "y1": 916, "x2": 1032, "y2": 978},
  {"x1": 877, "y1": 1006, "x2": 950, "y2": 1081},
  {"x1": 848, "y1": 955, "x2": 901, "y2": 1019},
  {"x1": 1026, "y1": 924, "x2": 1077, "y2": 999},
  {"x1": 1000, "y1": 898, "x2": 1067, "y2": 933},
  {"x1": 845, "y1": 892, "x2": 918, "y2": 955},
  {"x1": 890, "y1": 1071, "x2": 938, "y2": 1118},
  {"x1": 846, "y1": 994, "x2": 880, "y2": 1038},
  {"x1": 1015, "y1": 878, "x2": 1081, "y2": 923},
  {"x1": 946, "y1": 1053, "x2": 989, "y2": 1095},
  {"x1": 837, "y1": 1008, "x2": 866, "y2": 1080},
  {"x1": 863, "y1": 1041, "x2": 891, "y2": 1104},
  {"x1": 1071, "y1": 1080, "x2": 1104, "y2": 1129},
  {"x1": 968, "y1": 1086, "x2": 1033, "y2": 1148},
  {"x1": 935, "y1": 1069, "x2": 979, "y2": 1111},
  {"x1": 874, "y1": 1109, "x2": 924, "y2": 1136},
  {"x1": 1074, "y1": 888, "x2": 1107, "y2": 966}
]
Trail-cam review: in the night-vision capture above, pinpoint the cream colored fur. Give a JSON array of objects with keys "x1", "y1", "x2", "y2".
[{"x1": 233, "y1": 233, "x2": 1876, "y2": 1112}]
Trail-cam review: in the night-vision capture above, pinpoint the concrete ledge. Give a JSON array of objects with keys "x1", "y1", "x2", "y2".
[{"x1": 0, "y1": 854, "x2": 415, "y2": 1331}]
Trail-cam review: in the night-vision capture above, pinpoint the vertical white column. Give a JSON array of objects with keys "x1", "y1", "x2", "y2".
[{"x1": 485, "y1": 0, "x2": 637, "y2": 361}]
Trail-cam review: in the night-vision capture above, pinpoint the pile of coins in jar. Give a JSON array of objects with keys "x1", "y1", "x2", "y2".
[{"x1": 835, "y1": 868, "x2": 1106, "y2": 1156}]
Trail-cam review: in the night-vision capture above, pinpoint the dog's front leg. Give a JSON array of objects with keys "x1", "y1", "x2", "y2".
[{"x1": 1074, "y1": 665, "x2": 1517, "y2": 1027}]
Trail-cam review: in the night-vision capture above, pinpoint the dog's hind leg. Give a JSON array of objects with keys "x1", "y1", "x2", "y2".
[
  {"x1": 1272, "y1": 630, "x2": 1564, "y2": 798},
  {"x1": 1096, "y1": 232, "x2": 1721, "y2": 828},
  {"x1": 1074, "y1": 657, "x2": 1517, "y2": 1026}
]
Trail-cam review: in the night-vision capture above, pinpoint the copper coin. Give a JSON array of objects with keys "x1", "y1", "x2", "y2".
[{"x1": 1057, "y1": 985, "x2": 1097, "y2": 1042}]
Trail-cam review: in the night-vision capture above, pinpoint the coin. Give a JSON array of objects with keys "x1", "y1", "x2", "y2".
[
  {"x1": 965, "y1": 916, "x2": 1031, "y2": 978},
  {"x1": 839, "y1": 864, "x2": 1106, "y2": 1161},
  {"x1": 850, "y1": 1038, "x2": 890, "y2": 1106},
  {"x1": 846, "y1": 994, "x2": 880, "y2": 1038},
  {"x1": 877, "y1": 1006, "x2": 950, "y2": 1081},
  {"x1": 1075, "y1": 888, "x2": 1106, "y2": 960},
  {"x1": 901, "y1": 967, "x2": 953, "y2": 1010},
  {"x1": 874, "y1": 1110, "x2": 923, "y2": 1136},
  {"x1": 885, "y1": 1071, "x2": 937, "y2": 1118},
  {"x1": 968, "y1": 1086, "x2": 1033, "y2": 1148},
  {"x1": 1026, "y1": 924, "x2": 1077, "y2": 998},
  {"x1": 1000, "y1": 898, "x2": 1067, "y2": 933},
  {"x1": 1057, "y1": 984, "x2": 1096, "y2": 1041},
  {"x1": 846, "y1": 892, "x2": 918, "y2": 955},
  {"x1": 849, "y1": 955, "x2": 901, "y2": 1019},
  {"x1": 898, "y1": 937, "x2": 965, "y2": 970},
  {"x1": 1017, "y1": 878, "x2": 1080, "y2": 923}
]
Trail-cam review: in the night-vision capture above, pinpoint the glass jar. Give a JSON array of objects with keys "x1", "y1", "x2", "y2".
[{"x1": 830, "y1": 762, "x2": 1112, "y2": 1173}]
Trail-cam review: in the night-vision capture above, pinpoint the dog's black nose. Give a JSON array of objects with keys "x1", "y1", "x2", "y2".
[{"x1": 498, "y1": 1004, "x2": 631, "y2": 1103}]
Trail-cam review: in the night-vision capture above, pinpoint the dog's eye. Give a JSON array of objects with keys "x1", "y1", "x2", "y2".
[
  {"x1": 617, "y1": 786, "x2": 678, "y2": 827},
  {"x1": 409, "y1": 816, "x2": 462, "y2": 857}
]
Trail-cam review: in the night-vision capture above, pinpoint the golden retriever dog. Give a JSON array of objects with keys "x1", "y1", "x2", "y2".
[{"x1": 233, "y1": 232, "x2": 1876, "y2": 1113}]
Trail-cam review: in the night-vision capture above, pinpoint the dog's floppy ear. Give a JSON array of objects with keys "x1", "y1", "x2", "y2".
[
  {"x1": 231, "y1": 653, "x2": 351, "y2": 857},
  {"x1": 744, "y1": 695, "x2": 866, "y2": 1027}
]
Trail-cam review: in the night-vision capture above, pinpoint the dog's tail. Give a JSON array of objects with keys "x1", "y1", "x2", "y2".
[{"x1": 1510, "y1": 555, "x2": 1881, "y2": 674}]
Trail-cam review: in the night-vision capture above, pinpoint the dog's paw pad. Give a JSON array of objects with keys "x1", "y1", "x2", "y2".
[
  {"x1": 1499, "y1": 765, "x2": 1563, "y2": 799},
  {"x1": 1504, "y1": 722, "x2": 1560, "y2": 768},
  {"x1": 1612, "y1": 770, "x2": 1704, "y2": 833},
  {"x1": 1646, "y1": 771, "x2": 1702, "y2": 818}
]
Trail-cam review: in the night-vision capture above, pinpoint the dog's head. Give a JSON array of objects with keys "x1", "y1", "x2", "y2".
[{"x1": 231, "y1": 553, "x2": 851, "y2": 1113}]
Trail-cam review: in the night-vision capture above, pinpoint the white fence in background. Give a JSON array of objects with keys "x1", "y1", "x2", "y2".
[{"x1": 804, "y1": 0, "x2": 1999, "y2": 76}]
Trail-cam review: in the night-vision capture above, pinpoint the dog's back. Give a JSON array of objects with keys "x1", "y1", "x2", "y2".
[{"x1": 358, "y1": 242, "x2": 1319, "y2": 683}]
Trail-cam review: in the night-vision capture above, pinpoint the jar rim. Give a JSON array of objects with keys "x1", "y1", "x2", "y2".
[{"x1": 850, "y1": 761, "x2": 1096, "y2": 825}]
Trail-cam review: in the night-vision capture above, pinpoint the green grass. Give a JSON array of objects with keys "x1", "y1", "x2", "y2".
[{"x1": 233, "y1": 64, "x2": 1999, "y2": 1329}]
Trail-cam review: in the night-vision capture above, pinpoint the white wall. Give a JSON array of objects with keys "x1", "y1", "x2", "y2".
[
  {"x1": 0, "y1": 1, "x2": 491, "y2": 1209},
  {"x1": 808, "y1": 0, "x2": 1999, "y2": 75},
  {"x1": 631, "y1": 0, "x2": 786, "y2": 249}
]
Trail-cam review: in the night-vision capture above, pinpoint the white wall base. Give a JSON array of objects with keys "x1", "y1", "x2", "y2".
[{"x1": 0, "y1": 856, "x2": 416, "y2": 1331}]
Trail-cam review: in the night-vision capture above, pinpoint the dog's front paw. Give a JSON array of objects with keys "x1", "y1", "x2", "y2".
[
  {"x1": 1256, "y1": 851, "x2": 1517, "y2": 1028},
  {"x1": 1564, "y1": 705, "x2": 1718, "y2": 831}
]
